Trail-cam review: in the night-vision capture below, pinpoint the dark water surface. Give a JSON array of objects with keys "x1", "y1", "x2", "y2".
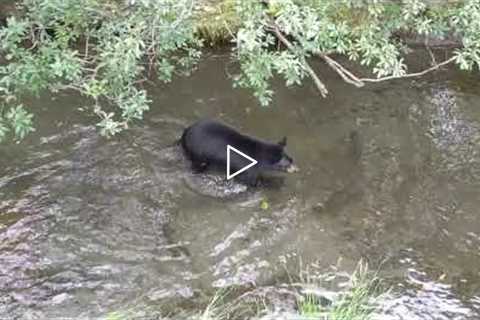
[{"x1": 1, "y1": 52, "x2": 480, "y2": 319}]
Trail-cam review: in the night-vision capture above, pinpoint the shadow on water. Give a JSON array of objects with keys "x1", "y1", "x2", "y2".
[{"x1": 1, "y1": 51, "x2": 480, "y2": 319}]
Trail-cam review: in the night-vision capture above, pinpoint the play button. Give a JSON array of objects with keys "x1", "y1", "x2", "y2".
[{"x1": 226, "y1": 145, "x2": 258, "y2": 180}]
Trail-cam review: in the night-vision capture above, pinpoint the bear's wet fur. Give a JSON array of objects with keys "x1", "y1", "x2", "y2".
[{"x1": 181, "y1": 119, "x2": 296, "y2": 186}]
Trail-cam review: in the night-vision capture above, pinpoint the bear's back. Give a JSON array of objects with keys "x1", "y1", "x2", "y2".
[{"x1": 181, "y1": 119, "x2": 282, "y2": 170}]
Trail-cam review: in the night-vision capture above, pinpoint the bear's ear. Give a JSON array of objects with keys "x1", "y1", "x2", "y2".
[{"x1": 279, "y1": 136, "x2": 287, "y2": 147}]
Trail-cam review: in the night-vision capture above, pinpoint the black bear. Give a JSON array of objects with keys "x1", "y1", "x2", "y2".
[{"x1": 181, "y1": 119, "x2": 298, "y2": 186}]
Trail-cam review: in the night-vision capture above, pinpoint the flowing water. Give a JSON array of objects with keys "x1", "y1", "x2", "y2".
[{"x1": 1, "y1": 52, "x2": 480, "y2": 319}]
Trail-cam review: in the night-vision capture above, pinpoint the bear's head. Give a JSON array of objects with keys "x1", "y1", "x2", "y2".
[{"x1": 269, "y1": 137, "x2": 298, "y2": 173}]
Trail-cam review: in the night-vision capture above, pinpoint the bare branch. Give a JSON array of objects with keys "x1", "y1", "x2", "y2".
[
  {"x1": 85, "y1": 34, "x2": 90, "y2": 59},
  {"x1": 269, "y1": 19, "x2": 454, "y2": 96},
  {"x1": 269, "y1": 23, "x2": 328, "y2": 98},
  {"x1": 321, "y1": 54, "x2": 456, "y2": 86},
  {"x1": 424, "y1": 37, "x2": 437, "y2": 66},
  {"x1": 53, "y1": 84, "x2": 84, "y2": 92},
  {"x1": 359, "y1": 56, "x2": 456, "y2": 83},
  {"x1": 321, "y1": 54, "x2": 364, "y2": 88}
]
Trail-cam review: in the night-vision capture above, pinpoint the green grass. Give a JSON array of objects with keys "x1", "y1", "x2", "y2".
[
  {"x1": 104, "y1": 311, "x2": 128, "y2": 320},
  {"x1": 102, "y1": 260, "x2": 387, "y2": 320},
  {"x1": 298, "y1": 293, "x2": 324, "y2": 318},
  {"x1": 298, "y1": 260, "x2": 386, "y2": 320},
  {"x1": 193, "y1": 291, "x2": 228, "y2": 320}
]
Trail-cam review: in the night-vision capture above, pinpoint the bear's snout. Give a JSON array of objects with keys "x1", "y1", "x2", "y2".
[
  {"x1": 286, "y1": 164, "x2": 299, "y2": 173},
  {"x1": 276, "y1": 155, "x2": 298, "y2": 173}
]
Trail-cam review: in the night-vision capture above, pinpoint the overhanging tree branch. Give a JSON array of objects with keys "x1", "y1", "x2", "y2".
[
  {"x1": 269, "y1": 21, "x2": 457, "y2": 97},
  {"x1": 321, "y1": 53, "x2": 456, "y2": 86},
  {"x1": 358, "y1": 56, "x2": 457, "y2": 82},
  {"x1": 321, "y1": 54, "x2": 364, "y2": 88},
  {"x1": 269, "y1": 23, "x2": 328, "y2": 98}
]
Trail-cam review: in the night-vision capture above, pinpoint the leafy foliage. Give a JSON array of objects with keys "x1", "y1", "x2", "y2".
[
  {"x1": 0, "y1": 0, "x2": 201, "y2": 141},
  {"x1": 1, "y1": 0, "x2": 480, "y2": 141},
  {"x1": 233, "y1": 0, "x2": 480, "y2": 104},
  {"x1": 0, "y1": 104, "x2": 35, "y2": 141}
]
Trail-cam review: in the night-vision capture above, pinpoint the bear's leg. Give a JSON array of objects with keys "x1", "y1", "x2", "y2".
[
  {"x1": 237, "y1": 170, "x2": 259, "y2": 187},
  {"x1": 191, "y1": 160, "x2": 208, "y2": 173}
]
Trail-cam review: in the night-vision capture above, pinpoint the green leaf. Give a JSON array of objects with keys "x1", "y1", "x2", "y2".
[
  {"x1": 5, "y1": 105, "x2": 35, "y2": 140},
  {"x1": 0, "y1": 117, "x2": 10, "y2": 142},
  {"x1": 260, "y1": 199, "x2": 270, "y2": 210}
]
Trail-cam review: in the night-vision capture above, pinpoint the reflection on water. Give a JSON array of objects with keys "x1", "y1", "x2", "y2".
[
  {"x1": 1, "y1": 53, "x2": 480, "y2": 318},
  {"x1": 378, "y1": 269, "x2": 474, "y2": 320}
]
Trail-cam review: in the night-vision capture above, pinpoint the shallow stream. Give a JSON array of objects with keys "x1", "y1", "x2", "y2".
[{"x1": 1, "y1": 52, "x2": 480, "y2": 319}]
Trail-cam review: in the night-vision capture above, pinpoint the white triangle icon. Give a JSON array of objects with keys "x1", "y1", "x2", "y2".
[{"x1": 226, "y1": 145, "x2": 258, "y2": 180}]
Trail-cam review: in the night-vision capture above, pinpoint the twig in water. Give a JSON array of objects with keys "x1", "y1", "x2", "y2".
[{"x1": 425, "y1": 38, "x2": 437, "y2": 66}]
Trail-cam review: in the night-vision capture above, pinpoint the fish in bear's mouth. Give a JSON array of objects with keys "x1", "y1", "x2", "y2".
[{"x1": 286, "y1": 164, "x2": 299, "y2": 173}]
